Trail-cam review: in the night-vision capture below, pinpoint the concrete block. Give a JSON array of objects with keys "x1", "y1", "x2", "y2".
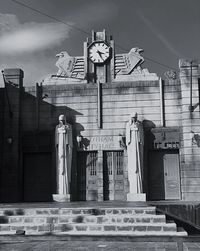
[
  {"x1": 147, "y1": 226, "x2": 162, "y2": 231},
  {"x1": 72, "y1": 210, "x2": 81, "y2": 214},
  {"x1": 97, "y1": 216, "x2": 108, "y2": 223},
  {"x1": 113, "y1": 209, "x2": 120, "y2": 214},
  {"x1": 60, "y1": 224, "x2": 73, "y2": 232},
  {"x1": 134, "y1": 226, "x2": 146, "y2": 231},
  {"x1": 60, "y1": 209, "x2": 72, "y2": 215},
  {"x1": 46, "y1": 217, "x2": 58, "y2": 224},
  {"x1": 116, "y1": 218, "x2": 123, "y2": 223},
  {"x1": 85, "y1": 217, "x2": 96, "y2": 223},
  {"x1": 75, "y1": 225, "x2": 87, "y2": 231},
  {"x1": 127, "y1": 193, "x2": 146, "y2": 202},
  {"x1": 24, "y1": 218, "x2": 34, "y2": 223},
  {"x1": 35, "y1": 218, "x2": 46, "y2": 224},
  {"x1": 134, "y1": 209, "x2": 145, "y2": 214},
  {"x1": 123, "y1": 217, "x2": 134, "y2": 223},
  {"x1": 104, "y1": 225, "x2": 116, "y2": 231},
  {"x1": 117, "y1": 226, "x2": 132, "y2": 231},
  {"x1": 52, "y1": 194, "x2": 71, "y2": 202},
  {"x1": 0, "y1": 226, "x2": 10, "y2": 231},
  {"x1": 163, "y1": 226, "x2": 176, "y2": 232},
  {"x1": 82, "y1": 209, "x2": 91, "y2": 214},
  {"x1": 50, "y1": 209, "x2": 59, "y2": 215},
  {"x1": 38, "y1": 225, "x2": 50, "y2": 232},
  {"x1": 105, "y1": 209, "x2": 113, "y2": 214},
  {"x1": 9, "y1": 217, "x2": 23, "y2": 223},
  {"x1": 152, "y1": 217, "x2": 165, "y2": 223},
  {"x1": 145, "y1": 209, "x2": 156, "y2": 215},
  {"x1": 89, "y1": 225, "x2": 102, "y2": 231},
  {"x1": 121, "y1": 209, "x2": 130, "y2": 214},
  {"x1": 58, "y1": 217, "x2": 70, "y2": 223},
  {"x1": 36, "y1": 210, "x2": 50, "y2": 215},
  {"x1": 25, "y1": 226, "x2": 38, "y2": 231},
  {"x1": 11, "y1": 226, "x2": 25, "y2": 231},
  {"x1": 136, "y1": 218, "x2": 150, "y2": 223}
]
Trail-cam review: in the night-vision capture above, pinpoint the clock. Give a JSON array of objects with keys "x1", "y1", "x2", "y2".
[{"x1": 88, "y1": 41, "x2": 111, "y2": 64}]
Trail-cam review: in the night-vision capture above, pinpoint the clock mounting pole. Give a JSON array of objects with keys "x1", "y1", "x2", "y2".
[{"x1": 87, "y1": 30, "x2": 112, "y2": 84}]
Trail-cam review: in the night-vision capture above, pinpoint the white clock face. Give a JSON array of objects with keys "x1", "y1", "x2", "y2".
[{"x1": 88, "y1": 42, "x2": 110, "y2": 64}]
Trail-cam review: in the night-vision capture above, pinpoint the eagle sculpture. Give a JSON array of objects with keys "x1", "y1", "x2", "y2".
[
  {"x1": 120, "y1": 47, "x2": 144, "y2": 74},
  {"x1": 55, "y1": 51, "x2": 75, "y2": 77}
]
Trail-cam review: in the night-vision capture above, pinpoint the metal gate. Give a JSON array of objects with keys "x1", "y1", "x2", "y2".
[
  {"x1": 77, "y1": 151, "x2": 98, "y2": 201},
  {"x1": 103, "y1": 151, "x2": 125, "y2": 201}
]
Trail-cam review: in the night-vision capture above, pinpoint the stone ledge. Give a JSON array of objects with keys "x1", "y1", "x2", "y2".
[
  {"x1": 5, "y1": 214, "x2": 166, "y2": 225},
  {"x1": 0, "y1": 223, "x2": 178, "y2": 233},
  {"x1": 0, "y1": 230, "x2": 188, "y2": 236},
  {"x1": 0, "y1": 207, "x2": 157, "y2": 216}
]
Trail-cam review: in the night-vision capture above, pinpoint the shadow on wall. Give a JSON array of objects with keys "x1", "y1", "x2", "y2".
[
  {"x1": 143, "y1": 119, "x2": 156, "y2": 151},
  {"x1": 22, "y1": 86, "x2": 85, "y2": 202},
  {"x1": 191, "y1": 131, "x2": 200, "y2": 147},
  {"x1": 1, "y1": 83, "x2": 85, "y2": 202},
  {"x1": 142, "y1": 119, "x2": 156, "y2": 198}
]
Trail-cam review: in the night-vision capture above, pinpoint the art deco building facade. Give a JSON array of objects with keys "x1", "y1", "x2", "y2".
[{"x1": 0, "y1": 30, "x2": 199, "y2": 203}]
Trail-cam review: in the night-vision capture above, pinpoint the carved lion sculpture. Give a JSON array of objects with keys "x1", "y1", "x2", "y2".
[{"x1": 55, "y1": 51, "x2": 75, "y2": 77}]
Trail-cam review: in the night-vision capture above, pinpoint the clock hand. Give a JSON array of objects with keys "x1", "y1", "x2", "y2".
[{"x1": 97, "y1": 50, "x2": 105, "y2": 59}]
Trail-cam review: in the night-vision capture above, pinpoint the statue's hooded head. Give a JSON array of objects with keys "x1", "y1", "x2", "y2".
[
  {"x1": 59, "y1": 114, "x2": 65, "y2": 124},
  {"x1": 130, "y1": 112, "x2": 138, "y2": 123}
]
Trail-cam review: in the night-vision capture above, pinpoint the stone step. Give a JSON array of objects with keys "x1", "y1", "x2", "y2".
[
  {"x1": 0, "y1": 230, "x2": 188, "y2": 236},
  {"x1": 0, "y1": 205, "x2": 188, "y2": 236},
  {"x1": 1, "y1": 214, "x2": 166, "y2": 224},
  {"x1": 0, "y1": 222, "x2": 177, "y2": 233},
  {"x1": 0, "y1": 207, "x2": 156, "y2": 216}
]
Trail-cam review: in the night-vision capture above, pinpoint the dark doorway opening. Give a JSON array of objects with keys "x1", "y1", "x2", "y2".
[
  {"x1": 148, "y1": 149, "x2": 181, "y2": 201},
  {"x1": 77, "y1": 151, "x2": 98, "y2": 201},
  {"x1": 23, "y1": 152, "x2": 53, "y2": 202}
]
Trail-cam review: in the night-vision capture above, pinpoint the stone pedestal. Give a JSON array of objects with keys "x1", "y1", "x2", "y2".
[
  {"x1": 127, "y1": 193, "x2": 146, "y2": 202},
  {"x1": 52, "y1": 194, "x2": 71, "y2": 202}
]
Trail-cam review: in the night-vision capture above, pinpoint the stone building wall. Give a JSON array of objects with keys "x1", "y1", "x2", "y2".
[
  {"x1": 1, "y1": 61, "x2": 200, "y2": 201},
  {"x1": 164, "y1": 79, "x2": 182, "y2": 127},
  {"x1": 179, "y1": 60, "x2": 200, "y2": 200},
  {"x1": 0, "y1": 88, "x2": 4, "y2": 174},
  {"x1": 0, "y1": 69, "x2": 23, "y2": 202},
  {"x1": 23, "y1": 79, "x2": 182, "y2": 201}
]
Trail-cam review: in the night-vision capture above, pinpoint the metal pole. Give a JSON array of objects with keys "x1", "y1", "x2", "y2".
[
  {"x1": 159, "y1": 78, "x2": 165, "y2": 127},
  {"x1": 189, "y1": 61, "x2": 193, "y2": 113},
  {"x1": 97, "y1": 81, "x2": 102, "y2": 128}
]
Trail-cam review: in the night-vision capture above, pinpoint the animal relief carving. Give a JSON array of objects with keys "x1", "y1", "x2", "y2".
[{"x1": 55, "y1": 51, "x2": 75, "y2": 77}]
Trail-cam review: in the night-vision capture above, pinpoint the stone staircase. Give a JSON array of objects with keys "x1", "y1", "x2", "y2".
[{"x1": 0, "y1": 206, "x2": 187, "y2": 236}]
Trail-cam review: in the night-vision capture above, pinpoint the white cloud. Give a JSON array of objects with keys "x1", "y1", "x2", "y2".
[
  {"x1": 0, "y1": 14, "x2": 72, "y2": 55},
  {"x1": 0, "y1": 13, "x2": 73, "y2": 86}
]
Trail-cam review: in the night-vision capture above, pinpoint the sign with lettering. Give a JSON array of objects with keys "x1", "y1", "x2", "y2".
[{"x1": 88, "y1": 136, "x2": 116, "y2": 150}]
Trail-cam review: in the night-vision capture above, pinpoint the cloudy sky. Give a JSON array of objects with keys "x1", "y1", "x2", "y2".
[{"x1": 0, "y1": 0, "x2": 200, "y2": 86}]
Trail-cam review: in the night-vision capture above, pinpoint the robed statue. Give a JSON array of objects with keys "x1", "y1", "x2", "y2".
[
  {"x1": 53, "y1": 115, "x2": 73, "y2": 202},
  {"x1": 126, "y1": 113, "x2": 145, "y2": 200}
]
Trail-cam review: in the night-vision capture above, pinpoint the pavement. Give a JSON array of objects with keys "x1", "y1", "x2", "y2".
[
  {"x1": 0, "y1": 239, "x2": 200, "y2": 251},
  {"x1": 0, "y1": 236, "x2": 200, "y2": 251}
]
